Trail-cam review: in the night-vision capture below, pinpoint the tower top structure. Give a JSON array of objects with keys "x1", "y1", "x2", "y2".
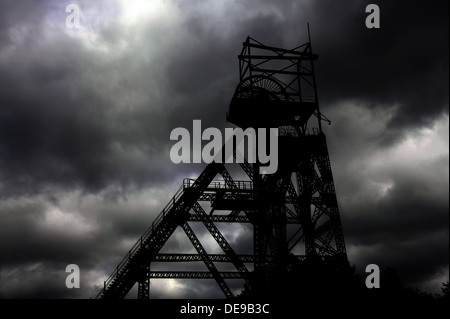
[{"x1": 227, "y1": 34, "x2": 329, "y2": 134}]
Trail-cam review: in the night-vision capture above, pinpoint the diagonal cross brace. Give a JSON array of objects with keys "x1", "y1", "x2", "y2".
[
  {"x1": 191, "y1": 202, "x2": 249, "y2": 276},
  {"x1": 182, "y1": 222, "x2": 233, "y2": 298}
]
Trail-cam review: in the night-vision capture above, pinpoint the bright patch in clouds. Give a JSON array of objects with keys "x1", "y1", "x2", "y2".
[
  {"x1": 118, "y1": 0, "x2": 173, "y2": 26},
  {"x1": 368, "y1": 113, "x2": 449, "y2": 175},
  {"x1": 42, "y1": 207, "x2": 94, "y2": 236},
  {"x1": 151, "y1": 279, "x2": 189, "y2": 298}
]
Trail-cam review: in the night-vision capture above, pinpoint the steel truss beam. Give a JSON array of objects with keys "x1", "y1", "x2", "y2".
[
  {"x1": 137, "y1": 263, "x2": 150, "y2": 299},
  {"x1": 151, "y1": 253, "x2": 306, "y2": 263},
  {"x1": 149, "y1": 272, "x2": 244, "y2": 279},
  {"x1": 188, "y1": 214, "x2": 300, "y2": 224}
]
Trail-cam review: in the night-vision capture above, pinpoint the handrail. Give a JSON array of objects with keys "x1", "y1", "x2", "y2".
[
  {"x1": 183, "y1": 178, "x2": 253, "y2": 190},
  {"x1": 96, "y1": 183, "x2": 185, "y2": 298}
]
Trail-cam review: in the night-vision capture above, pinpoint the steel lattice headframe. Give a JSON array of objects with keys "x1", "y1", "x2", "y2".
[{"x1": 95, "y1": 34, "x2": 348, "y2": 299}]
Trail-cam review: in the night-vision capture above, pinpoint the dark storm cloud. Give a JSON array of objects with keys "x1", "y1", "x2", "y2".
[
  {"x1": 313, "y1": 0, "x2": 448, "y2": 130},
  {"x1": 323, "y1": 100, "x2": 448, "y2": 292},
  {"x1": 0, "y1": 187, "x2": 184, "y2": 298},
  {"x1": 344, "y1": 169, "x2": 449, "y2": 244},
  {"x1": 0, "y1": 0, "x2": 448, "y2": 299},
  {"x1": 1, "y1": 0, "x2": 446, "y2": 198},
  {"x1": 0, "y1": 4, "x2": 175, "y2": 198}
]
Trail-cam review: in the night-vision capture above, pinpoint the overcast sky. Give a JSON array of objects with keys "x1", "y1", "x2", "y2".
[{"x1": 0, "y1": 0, "x2": 448, "y2": 298}]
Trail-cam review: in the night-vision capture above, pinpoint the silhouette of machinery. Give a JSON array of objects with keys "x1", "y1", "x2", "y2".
[{"x1": 95, "y1": 33, "x2": 347, "y2": 299}]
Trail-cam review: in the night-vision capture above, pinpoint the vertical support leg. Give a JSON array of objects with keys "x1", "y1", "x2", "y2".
[{"x1": 138, "y1": 263, "x2": 150, "y2": 299}]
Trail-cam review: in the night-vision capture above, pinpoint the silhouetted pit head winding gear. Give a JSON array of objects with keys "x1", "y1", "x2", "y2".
[{"x1": 96, "y1": 34, "x2": 348, "y2": 300}]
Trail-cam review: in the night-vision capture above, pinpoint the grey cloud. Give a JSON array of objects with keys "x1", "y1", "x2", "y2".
[{"x1": 0, "y1": 0, "x2": 447, "y2": 298}]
